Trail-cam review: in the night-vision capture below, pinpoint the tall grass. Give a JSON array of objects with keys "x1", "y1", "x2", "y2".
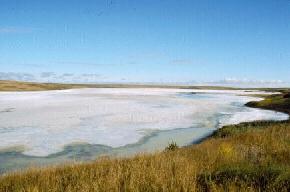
[{"x1": 0, "y1": 91, "x2": 289, "y2": 192}]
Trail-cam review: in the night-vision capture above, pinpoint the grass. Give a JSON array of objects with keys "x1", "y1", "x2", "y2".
[
  {"x1": 246, "y1": 90, "x2": 290, "y2": 114},
  {"x1": 165, "y1": 141, "x2": 179, "y2": 151},
  {"x1": 0, "y1": 80, "x2": 84, "y2": 91},
  {"x1": 0, "y1": 80, "x2": 241, "y2": 91},
  {"x1": 0, "y1": 89, "x2": 289, "y2": 191}
]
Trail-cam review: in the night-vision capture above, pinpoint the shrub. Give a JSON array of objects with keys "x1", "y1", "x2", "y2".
[
  {"x1": 165, "y1": 141, "x2": 179, "y2": 151},
  {"x1": 197, "y1": 165, "x2": 288, "y2": 192},
  {"x1": 283, "y1": 93, "x2": 290, "y2": 98}
]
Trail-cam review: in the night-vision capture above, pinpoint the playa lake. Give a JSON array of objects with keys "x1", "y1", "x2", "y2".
[{"x1": 0, "y1": 88, "x2": 288, "y2": 173}]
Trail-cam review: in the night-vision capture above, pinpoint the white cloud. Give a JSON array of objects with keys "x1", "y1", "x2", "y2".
[
  {"x1": 202, "y1": 78, "x2": 289, "y2": 88},
  {"x1": 0, "y1": 72, "x2": 36, "y2": 81},
  {"x1": 0, "y1": 27, "x2": 34, "y2": 34},
  {"x1": 0, "y1": 72, "x2": 104, "y2": 83},
  {"x1": 40, "y1": 72, "x2": 56, "y2": 78},
  {"x1": 217, "y1": 78, "x2": 284, "y2": 84},
  {"x1": 170, "y1": 59, "x2": 193, "y2": 65}
]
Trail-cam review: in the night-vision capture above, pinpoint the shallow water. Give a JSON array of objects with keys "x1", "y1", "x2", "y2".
[{"x1": 0, "y1": 88, "x2": 288, "y2": 173}]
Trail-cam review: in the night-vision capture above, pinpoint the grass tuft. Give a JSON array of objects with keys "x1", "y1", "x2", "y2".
[{"x1": 165, "y1": 141, "x2": 179, "y2": 151}]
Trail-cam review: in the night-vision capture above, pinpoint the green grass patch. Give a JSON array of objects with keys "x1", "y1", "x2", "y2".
[
  {"x1": 212, "y1": 120, "x2": 289, "y2": 138},
  {"x1": 246, "y1": 91, "x2": 290, "y2": 114},
  {"x1": 197, "y1": 165, "x2": 290, "y2": 192}
]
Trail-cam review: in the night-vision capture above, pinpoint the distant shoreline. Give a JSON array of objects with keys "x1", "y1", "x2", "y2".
[
  {"x1": 1, "y1": 80, "x2": 289, "y2": 92},
  {"x1": 0, "y1": 80, "x2": 239, "y2": 91}
]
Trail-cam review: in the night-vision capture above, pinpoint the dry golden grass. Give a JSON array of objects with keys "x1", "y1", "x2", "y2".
[
  {"x1": 0, "y1": 80, "x2": 84, "y2": 91},
  {"x1": 0, "y1": 80, "x2": 239, "y2": 92}
]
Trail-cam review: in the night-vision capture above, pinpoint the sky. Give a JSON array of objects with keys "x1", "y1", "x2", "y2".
[{"x1": 0, "y1": 0, "x2": 289, "y2": 86}]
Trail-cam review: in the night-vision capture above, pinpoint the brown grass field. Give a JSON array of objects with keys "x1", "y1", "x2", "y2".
[
  {"x1": 0, "y1": 80, "x2": 84, "y2": 91},
  {"x1": 0, "y1": 83, "x2": 289, "y2": 191},
  {"x1": 0, "y1": 80, "x2": 242, "y2": 91}
]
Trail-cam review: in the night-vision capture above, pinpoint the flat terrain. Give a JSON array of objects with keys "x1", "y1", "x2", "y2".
[
  {"x1": 0, "y1": 80, "x2": 242, "y2": 91},
  {"x1": 0, "y1": 89, "x2": 289, "y2": 191},
  {"x1": 0, "y1": 80, "x2": 84, "y2": 91}
]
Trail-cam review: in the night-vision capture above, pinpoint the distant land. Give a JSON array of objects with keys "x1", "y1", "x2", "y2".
[{"x1": 1, "y1": 80, "x2": 289, "y2": 92}]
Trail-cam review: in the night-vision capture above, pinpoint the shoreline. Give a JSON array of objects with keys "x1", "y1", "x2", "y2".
[
  {"x1": 0, "y1": 80, "x2": 240, "y2": 92},
  {"x1": 190, "y1": 93, "x2": 290, "y2": 145},
  {"x1": 2, "y1": 79, "x2": 290, "y2": 92}
]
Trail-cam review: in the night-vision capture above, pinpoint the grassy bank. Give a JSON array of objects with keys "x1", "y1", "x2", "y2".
[
  {"x1": 246, "y1": 90, "x2": 290, "y2": 114},
  {"x1": 0, "y1": 91, "x2": 289, "y2": 191}
]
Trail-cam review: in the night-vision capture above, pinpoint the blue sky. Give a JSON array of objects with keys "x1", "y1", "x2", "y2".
[{"x1": 0, "y1": 0, "x2": 289, "y2": 86}]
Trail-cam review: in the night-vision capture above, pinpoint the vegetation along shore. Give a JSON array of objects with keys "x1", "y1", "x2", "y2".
[
  {"x1": 0, "y1": 80, "x2": 242, "y2": 91},
  {"x1": 0, "y1": 87, "x2": 289, "y2": 191}
]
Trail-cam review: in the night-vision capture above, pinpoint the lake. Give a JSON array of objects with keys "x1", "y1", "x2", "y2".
[{"x1": 0, "y1": 88, "x2": 288, "y2": 173}]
